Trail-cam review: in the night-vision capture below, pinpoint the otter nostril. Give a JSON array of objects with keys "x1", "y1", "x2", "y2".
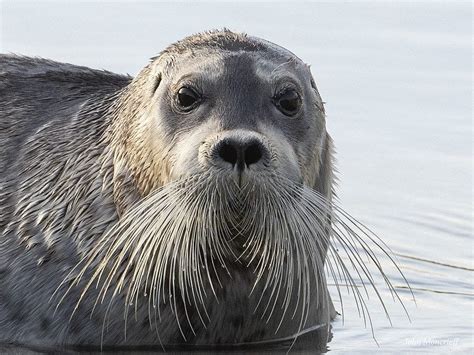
[
  {"x1": 218, "y1": 142, "x2": 238, "y2": 166},
  {"x1": 215, "y1": 138, "x2": 266, "y2": 170},
  {"x1": 245, "y1": 143, "x2": 263, "y2": 167}
]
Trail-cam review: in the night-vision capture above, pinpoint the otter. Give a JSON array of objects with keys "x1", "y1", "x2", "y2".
[{"x1": 0, "y1": 30, "x2": 407, "y2": 352}]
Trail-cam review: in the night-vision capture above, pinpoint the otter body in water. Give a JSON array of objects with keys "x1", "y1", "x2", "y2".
[{"x1": 0, "y1": 30, "x2": 405, "y2": 351}]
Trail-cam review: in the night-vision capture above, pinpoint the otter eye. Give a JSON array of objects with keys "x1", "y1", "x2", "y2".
[
  {"x1": 274, "y1": 88, "x2": 302, "y2": 117},
  {"x1": 177, "y1": 87, "x2": 200, "y2": 111}
]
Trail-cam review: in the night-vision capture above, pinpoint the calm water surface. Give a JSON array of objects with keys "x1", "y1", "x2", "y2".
[{"x1": 1, "y1": 1, "x2": 472, "y2": 353}]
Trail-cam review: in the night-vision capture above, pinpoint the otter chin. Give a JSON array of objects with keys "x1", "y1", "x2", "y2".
[{"x1": 0, "y1": 30, "x2": 408, "y2": 351}]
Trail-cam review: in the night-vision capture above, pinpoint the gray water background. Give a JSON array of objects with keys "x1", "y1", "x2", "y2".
[{"x1": 1, "y1": 1, "x2": 472, "y2": 353}]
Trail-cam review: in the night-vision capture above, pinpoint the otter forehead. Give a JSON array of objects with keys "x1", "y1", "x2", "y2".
[
  {"x1": 157, "y1": 30, "x2": 302, "y2": 65},
  {"x1": 161, "y1": 47, "x2": 310, "y2": 89}
]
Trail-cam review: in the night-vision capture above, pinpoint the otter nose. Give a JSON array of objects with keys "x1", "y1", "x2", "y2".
[{"x1": 215, "y1": 137, "x2": 267, "y2": 171}]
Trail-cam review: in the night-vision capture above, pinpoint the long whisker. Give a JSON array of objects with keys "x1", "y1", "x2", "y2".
[{"x1": 56, "y1": 172, "x2": 411, "y2": 346}]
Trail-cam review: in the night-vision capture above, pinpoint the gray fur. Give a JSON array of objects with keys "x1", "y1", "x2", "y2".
[{"x1": 0, "y1": 30, "x2": 407, "y2": 351}]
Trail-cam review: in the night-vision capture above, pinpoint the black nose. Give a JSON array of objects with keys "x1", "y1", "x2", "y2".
[{"x1": 216, "y1": 137, "x2": 267, "y2": 171}]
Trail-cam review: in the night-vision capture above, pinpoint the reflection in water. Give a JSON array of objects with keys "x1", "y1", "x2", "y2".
[{"x1": 0, "y1": 325, "x2": 331, "y2": 354}]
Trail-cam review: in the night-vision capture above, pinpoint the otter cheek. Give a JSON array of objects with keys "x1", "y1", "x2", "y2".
[
  {"x1": 169, "y1": 138, "x2": 201, "y2": 180},
  {"x1": 258, "y1": 124, "x2": 302, "y2": 183},
  {"x1": 168, "y1": 124, "x2": 215, "y2": 179},
  {"x1": 275, "y1": 147, "x2": 302, "y2": 183}
]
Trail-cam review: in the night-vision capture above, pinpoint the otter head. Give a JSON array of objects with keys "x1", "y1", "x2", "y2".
[
  {"x1": 161, "y1": 34, "x2": 331, "y2": 193},
  {"x1": 90, "y1": 30, "x2": 338, "y2": 343},
  {"x1": 110, "y1": 30, "x2": 332, "y2": 203}
]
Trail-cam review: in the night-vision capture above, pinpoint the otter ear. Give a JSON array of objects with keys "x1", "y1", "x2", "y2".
[{"x1": 314, "y1": 133, "x2": 336, "y2": 201}]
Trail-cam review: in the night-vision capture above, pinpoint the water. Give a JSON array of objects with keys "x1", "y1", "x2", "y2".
[{"x1": 1, "y1": 1, "x2": 472, "y2": 353}]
